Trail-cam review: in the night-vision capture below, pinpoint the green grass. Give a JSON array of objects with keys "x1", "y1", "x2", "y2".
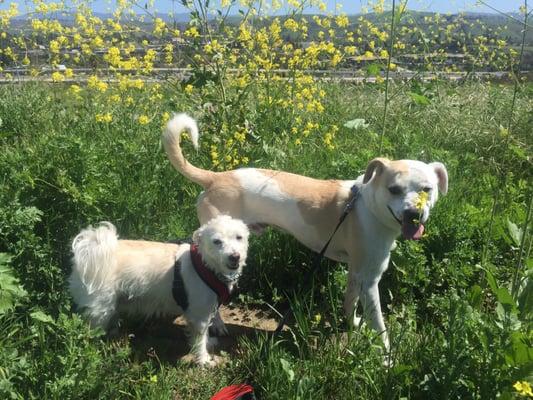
[{"x1": 0, "y1": 80, "x2": 531, "y2": 399}]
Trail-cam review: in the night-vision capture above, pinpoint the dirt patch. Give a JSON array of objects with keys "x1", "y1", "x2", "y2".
[{"x1": 126, "y1": 305, "x2": 281, "y2": 365}]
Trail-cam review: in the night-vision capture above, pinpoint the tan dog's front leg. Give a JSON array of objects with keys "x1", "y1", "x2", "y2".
[
  {"x1": 343, "y1": 267, "x2": 362, "y2": 327},
  {"x1": 360, "y1": 281, "x2": 389, "y2": 351}
]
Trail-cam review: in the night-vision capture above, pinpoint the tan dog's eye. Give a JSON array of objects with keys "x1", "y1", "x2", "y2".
[
  {"x1": 422, "y1": 187, "x2": 432, "y2": 193},
  {"x1": 213, "y1": 239, "x2": 222, "y2": 245},
  {"x1": 388, "y1": 186, "x2": 403, "y2": 195}
]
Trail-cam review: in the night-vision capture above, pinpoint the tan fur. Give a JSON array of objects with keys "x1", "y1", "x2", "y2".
[
  {"x1": 163, "y1": 125, "x2": 215, "y2": 188},
  {"x1": 115, "y1": 241, "x2": 180, "y2": 274},
  {"x1": 260, "y1": 169, "x2": 347, "y2": 231}
]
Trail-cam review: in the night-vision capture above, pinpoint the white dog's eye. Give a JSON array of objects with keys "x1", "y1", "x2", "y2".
[
  {"x1": 213, "y1": 239, "x2": 222, "y2": 245},
  {"x1": 236, "y1": 235, "x2": 243, "y2": 240},
  {"x1": 388, "y1": 185, "x2": 403, "y2": 195}
]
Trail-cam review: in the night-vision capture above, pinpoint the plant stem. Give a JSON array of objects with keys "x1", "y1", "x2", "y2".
[
  {"x1": 512, "y1": 190, "x2": 532, "y2": 297},
  {"x1": 378, "y1": 0, "x2": 397, "y2": 155},
  {"x1": 481, "y1": 0, "x2": 528, "y2": 270}
]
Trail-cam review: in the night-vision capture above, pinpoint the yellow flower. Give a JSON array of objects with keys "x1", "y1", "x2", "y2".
[
  {"x1": 51, "y1": 72, "x2": 64, "y2": 82},
  {"x1": 514, "y1": 381, "x2": 533, "y2": 397},
  {"x1": 95, "y1": 113, "x2": 113, "y2": 123},
  {"x1": 138, "y1": 115, "x2": 150, "y2": 125},
  {"x1": 415, "y1": 191, "x2": 429, "y2": 211},
  {"x1": 184, "y1": 26, "x2": 199, "y2": 38},
  {"x1": 184, "y1": 84, "x2": 194, "y2": 94},
  {"x1": 69, "y1": 84, "x2": 81, "y2": 94},
  {"x1": 87, "y1": 75, "x2": 108, "y2": 92}
]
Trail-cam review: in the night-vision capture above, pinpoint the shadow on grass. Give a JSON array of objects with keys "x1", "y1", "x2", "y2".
[{"x1": 123, "y1": 305, "x2": 280, "y2": 365}]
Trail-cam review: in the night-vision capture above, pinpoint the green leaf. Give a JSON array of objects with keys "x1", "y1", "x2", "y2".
[
  {"x1": 30, "y1": 310, "x2": 55, "y2": 324},
  {"x1": 366, "y1": 63, "x2": 381, "y2": 76},
  {"x1": 0, "y1": 254, "x2": 27, "y2": 315},
  {"x1": 505, "y1": 331, "x2": 533, "y2": 366},
  {"x1": 468, "y1": 285, "x2": 483, "y2": 309},
  {"x1": 280, "y1": 358, "x2": 295, "y2": 382},
  {"x1": 507, "y1": 219, "x2": 523, "y2": 246},
  {"x1": 407, "y1": 91, "x2": 430, "y2": 105},
  {"x1": 484, "y1": 268, "x2": 499, "y2": 293},
  {"x1": 495, "y1": 287, "x2": 516, "y2": 310},
  {"x1": 344, "y1": 119, "x2": 369, "y2": 130}
]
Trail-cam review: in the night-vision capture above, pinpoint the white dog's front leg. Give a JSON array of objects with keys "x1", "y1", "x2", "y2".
[
  {"x1": 188, "y1": 320, "x2": 215, "y2": 367},
  {"x1": 360, "y1": 281, "x2": 389, "y2": 351}
]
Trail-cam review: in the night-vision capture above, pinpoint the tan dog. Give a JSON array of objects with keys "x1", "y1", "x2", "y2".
[{"x1": 162, "y1": 114, "x2": 448, "y2": 352}]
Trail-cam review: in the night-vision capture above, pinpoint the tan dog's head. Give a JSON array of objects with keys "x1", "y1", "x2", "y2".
[
  {"x1": 362, "y1": 158, "x2": 448, "y2": 240},
  {"x1": 193, "y1": 215, "x2": 250, "y2": 276}
]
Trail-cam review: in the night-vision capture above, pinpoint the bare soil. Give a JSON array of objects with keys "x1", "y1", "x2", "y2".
[{"x1": 126, "y1": 305, "x2": 280, "y2": 365}]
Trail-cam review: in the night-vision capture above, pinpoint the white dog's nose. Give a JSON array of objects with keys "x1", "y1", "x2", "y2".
[{"x1": 228, "y1": 253, "x2": 240, "y2": 264}]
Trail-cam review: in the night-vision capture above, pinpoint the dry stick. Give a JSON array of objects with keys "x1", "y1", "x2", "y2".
[
  {"x1": 481, "y1": 0, "x2": 529, "y2": 274},
  {"x1": 378, "y1": 0, "x2": 397, "y2": 155}
]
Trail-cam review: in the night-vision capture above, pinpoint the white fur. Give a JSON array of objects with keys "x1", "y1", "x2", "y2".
[
  {"x1": 165, "y1": 113, "x2": 199, "y2": 149},
  {"x1": 69, "y1": 215, "x2": 250, "y2": 366}
]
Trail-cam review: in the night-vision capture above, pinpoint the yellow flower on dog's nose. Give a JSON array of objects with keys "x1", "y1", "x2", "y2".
[{"x1": 415, "y1": 191, "x2": 429, "y2": 211}]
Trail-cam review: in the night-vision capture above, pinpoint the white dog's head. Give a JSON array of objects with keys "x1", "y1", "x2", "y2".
[
  {"x1": 362, "y1": 158, "x2": 448, "y2": 240},
  {"x1": 192, "y1": 215, "x2": 250, "y2": 276}
]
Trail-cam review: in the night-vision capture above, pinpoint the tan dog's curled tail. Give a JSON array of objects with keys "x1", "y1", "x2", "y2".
[
  {"x1": 162, "y1": 113, "x2": 215, "y2": 188},
  {"x1": 71, "y1": 222, "x2": 118, "y2": 295}
]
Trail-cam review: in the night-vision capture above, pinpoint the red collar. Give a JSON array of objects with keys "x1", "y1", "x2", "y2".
[{"x1": 190, "y1": 244, "x2": 232, "y2": 305}]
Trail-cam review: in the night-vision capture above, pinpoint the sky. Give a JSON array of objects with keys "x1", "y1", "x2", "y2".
[{"x1": 0, "y1": 0, "x2": 526, "y2": 15}]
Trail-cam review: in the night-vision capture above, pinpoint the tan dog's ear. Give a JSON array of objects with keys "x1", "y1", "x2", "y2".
[
  {"x1": 429, "y1": 162, "x2": 448, "y2": 195},
  {"x1": 363, "y1": 158, "x2": 389, "y2": 184}
]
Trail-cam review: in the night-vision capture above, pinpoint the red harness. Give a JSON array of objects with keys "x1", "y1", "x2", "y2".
[{"x1": 190, "y1": 244, "x2": 232, "y2": 305}]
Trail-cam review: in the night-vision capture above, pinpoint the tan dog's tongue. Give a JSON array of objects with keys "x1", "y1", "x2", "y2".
[{"x1": 402, "y1": 222, "x2": 425, "y2": 240}]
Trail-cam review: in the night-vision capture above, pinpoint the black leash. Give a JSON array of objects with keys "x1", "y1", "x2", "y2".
[{"x1": 273, "y1": 184, "x2": 361, "y2": 335}]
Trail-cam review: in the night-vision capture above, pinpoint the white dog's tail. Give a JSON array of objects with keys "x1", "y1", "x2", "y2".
[
  {"x1": 162, "y1": 113, "x2": 216, "y2": 188},
  {"x1": 71, "y1": 222, "x2": 118, "y2": 295}
]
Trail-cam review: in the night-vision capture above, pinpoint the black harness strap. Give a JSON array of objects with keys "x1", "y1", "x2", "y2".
[
  {"x1": 169, "y1": 238, "x2": 192, "y2": 311},
  {"x1": 172, "y1": 259, "x2": 189, "y2": 311},
  {"x1": 274, "y1": 184, "x2": 361, "y2": 335}
]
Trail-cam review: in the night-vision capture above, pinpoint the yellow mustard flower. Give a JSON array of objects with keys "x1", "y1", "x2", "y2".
[
  {"x1": 514, "y1": 381, "x2": 533, "y2": 397},
  {"x1": 138, "y1": 115, "x2": 150, "y2": 125},
  {"x1": 415, "y1": 191, "x2": 429, "y2": 211}
]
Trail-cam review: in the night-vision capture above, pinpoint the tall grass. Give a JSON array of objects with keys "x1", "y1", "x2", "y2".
[{"x1": 1, "y1": 78, "x2": 531, "y2": 399}]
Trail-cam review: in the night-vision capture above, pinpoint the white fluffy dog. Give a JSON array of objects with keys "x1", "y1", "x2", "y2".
[{"x1": 69, "y1": 215, "x2": 250, "y2": 366}]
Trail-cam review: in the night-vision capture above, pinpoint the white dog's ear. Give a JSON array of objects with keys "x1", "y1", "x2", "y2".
[
  {"x1": 429, "y1": 162, "x2": 448, "y2": 195},
  {"x1": 363, "y1": 157, "x2": 389, "y2": 184},
  {"x1": 192, "y1": 226, "x2": 204, "y2": 244}
]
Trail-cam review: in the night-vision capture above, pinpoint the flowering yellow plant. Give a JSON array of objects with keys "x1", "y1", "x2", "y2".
[
  {"x1": 514, "y1": 381, "x2": 533, "y2": 397},
  {"x1": 415, "y1": 191, "x2": 429, "y2": 211}
]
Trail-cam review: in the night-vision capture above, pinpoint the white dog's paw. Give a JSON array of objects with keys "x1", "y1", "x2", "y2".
[
  {"x1": 196, "y1": 355, "x2": 217, "y2": 368},
  {"x1": 210, "y1": 319, "x2": 229, "y2": 337}
]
